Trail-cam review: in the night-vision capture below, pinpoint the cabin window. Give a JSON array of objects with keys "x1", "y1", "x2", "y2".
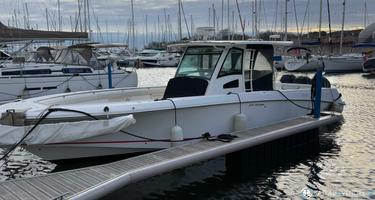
[
  {"x1": 62, "y1": 68, "x2": 93, "y2": 74},
  {"x1": 2, "y1": 69, "x2": 52, "y2": 76},
  {"x1": 252, "y1": 47, "x2": 274, "y2": 91},
  {"x1": 218, "y1": 48, "x2": 243, "y2": 77},
  {"x1": 176, "y1": 46, "x2": 223, "y2": 80}
]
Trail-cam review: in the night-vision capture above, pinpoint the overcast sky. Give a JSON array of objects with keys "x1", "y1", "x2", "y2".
[{"x1": 0, "y1": 0, "x2": 374, "y2": 35}]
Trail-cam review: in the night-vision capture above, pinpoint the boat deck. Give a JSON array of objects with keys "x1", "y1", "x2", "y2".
[{"x1": 0, "y1": 114, "x2": 341, "y2": 200}]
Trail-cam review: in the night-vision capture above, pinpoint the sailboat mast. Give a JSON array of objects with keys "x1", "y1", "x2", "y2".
[
  {"x1": 364, "y1": 0, "x2": 367, "y2": 28},
  {"x1": 212, "y1": 4, "x2": 216, "y2": 33},
  {"x1": 178, "y1": 0, "x2": 182, "y2": 40},
  {"x1": 25, "y1": 3, "x2": 30, "y2": 29},
  {"x1": 86, "y1": 0, "x2": 91, "y2": 38},
  {"x1": 209, "y1": 7, "x2": 211, "y2": 27},
  {"x1": 251, "y1": 1, "x2": 255, "y2": 38},
  {"x1": 191, "y1": 15, "x2": 194, "y2": 36},
  {"x1": 46, "y1": 8, "x2": 50, "y2": 31},
  {"x1": 180, "y1": 1, "x2": 191, "y2": 39},
  {"x1": 145, "y1": 14, "x2": 148, "y2": 45},
  {"x1": 284, "y1": 0, "x2": 288, "y2": 41},
  {"x1": 235, "y1": 0, "x2": 245, "y2": 40},
  {"x1": 318, "y1": 0, "x2": 323, "y2": 40},
  {"x1": 227, "y1": 0, "x2": 230, "y2": 40},
  {"x1": 221, "y1": 0, "x2": 224, "y2": 31},
  {"x1": 254, "y1": 0, "x2": 258, "y2": 39},
  {"x1": 131, "y1": 0, "x2": 135, "y2": 51},
  {"x1": 292, "y1": 0, "x2": 300, "y2": 44},
  {"x1": 339, "y1": 0, "x2": 346, "y2": 55},
  {"x1": 83, "y1": 0, "x2": 87, "y2": 32},
  {"x1": 57, "y1": 0, "x2": 61, "y2": 31},
  {"x1": 326, "y1": 0, "x2": 333, "y2": 54}
]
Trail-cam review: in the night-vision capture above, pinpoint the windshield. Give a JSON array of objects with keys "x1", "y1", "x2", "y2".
[{"x1": 175, "y1": 46, "x2": 223, "y2": 79}]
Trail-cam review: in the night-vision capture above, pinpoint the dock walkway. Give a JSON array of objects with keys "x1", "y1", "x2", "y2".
[{"x1": 0, "y1": 114, "x2": 341, "y2": 200}]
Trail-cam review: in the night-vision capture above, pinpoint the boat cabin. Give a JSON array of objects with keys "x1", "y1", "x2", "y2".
[{"x1": 164, "y1": 41, "x2": 291, "y2": 98}]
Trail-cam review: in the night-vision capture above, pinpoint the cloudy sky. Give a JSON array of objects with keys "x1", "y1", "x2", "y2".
[{"x1": 0, "y1": 0, "x2": 374, "y2": 36}]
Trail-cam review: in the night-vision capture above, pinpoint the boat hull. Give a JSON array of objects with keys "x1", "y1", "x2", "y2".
[
  {"x1": 24, "y1": 88, "x2": 341, "y2": 160},
  {"x1": 0, "y1": 71, "x2": 137, "y2": 104},
  {"x1": 286, "y1": 55, "x2": 364, "y2": 73}
]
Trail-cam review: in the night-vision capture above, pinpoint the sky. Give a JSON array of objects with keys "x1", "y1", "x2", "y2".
[{"x1": 0, "y1": 0, "x2": 374, "y2": 43}]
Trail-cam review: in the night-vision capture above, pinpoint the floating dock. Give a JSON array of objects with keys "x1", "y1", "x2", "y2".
[{"x1": 0, "y1": 114, "x2": 341, "y2": 200}]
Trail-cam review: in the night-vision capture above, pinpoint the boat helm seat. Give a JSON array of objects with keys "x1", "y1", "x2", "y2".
[{"x1": 163, "y1": 76, "x2": 208, "y2": 99}]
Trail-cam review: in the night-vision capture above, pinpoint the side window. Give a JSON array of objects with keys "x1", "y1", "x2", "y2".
[
  {"x1": 253, "y1": 49, "x2": 273, "y2": 80},
  {"x1": 218, "y1": 48, "x2": 243, "y2": 77},
  {"x1": 62, "y1": 68, "x2": 93, "y2": 74},
  {"x1": 252, "y1": 47, "x2": 274, "y2": 91}
]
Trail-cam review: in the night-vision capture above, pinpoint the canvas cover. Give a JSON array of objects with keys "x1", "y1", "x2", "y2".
[
  {"x1": 0, "y1": 115, "x2": 135, "y2": 146},
  {"x1": 0, "y1": 21, "x2": 88, "y2": 42}
]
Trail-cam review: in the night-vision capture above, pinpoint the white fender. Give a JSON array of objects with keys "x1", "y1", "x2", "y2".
[
  {"x1": 233, "y1": 113, "x2": 247, "y2": 131},
  {"x1": 171, "y1": 125, "x2": 184, "y2": 147}
]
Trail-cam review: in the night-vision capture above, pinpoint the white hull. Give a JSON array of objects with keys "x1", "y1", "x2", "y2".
[
  {"x1": 286, "y1": 54, "x2": 363, "y2": 73},
  {"x1": 10, "y1": 86, "x2": 340, "y2": 160},
  {"x1": 0, "y1": 70, "x2": 137, "y2": 103},
  {"x1": 284, "y1": 59, "x2": 308, "y2": 71}
]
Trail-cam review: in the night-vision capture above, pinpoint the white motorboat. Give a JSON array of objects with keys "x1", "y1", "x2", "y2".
[
  {"x1": 0, "y1": 41, "x2": 344, "y2": 161},
  {"x1": 0, "y1": 44, "x2": 138, "y2": 104},
  {"x1": 120, "y1": 49, "x2": 180, "y2": 68}
]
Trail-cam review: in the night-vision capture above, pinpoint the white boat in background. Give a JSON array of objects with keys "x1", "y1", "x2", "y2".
[
  {"x1": 0, "y1": 43, "x2": 137, "y2": 104},
  {"x1": 119, "y1": 49, "x2": 180, "y2": 68},
  {"x1": 285, "y1": 0, "x2": 364, "y2": 73},
  {"x1": 285, "y1": 47, "x2": 363, "y2": 73},
  {"x1": 321, "y1": 54, "x2": 364, "y2": 73},
  {"x1": 94, "y1": 43, "x2": 134, "y2": 63},
  {"x1": 273, "y1": 55, "x2": 291, "y2": 70},
  {"x1": 284, "y1": 47, "x2": 318, "y2": 71},
  {"x1": 0, "y1": 41, "x2": 344, "y2": 161}
]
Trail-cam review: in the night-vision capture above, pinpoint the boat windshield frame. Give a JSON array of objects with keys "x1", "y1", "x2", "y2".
[{"x1": 175, "y1": 46, "x2": 224, "y2": 80}]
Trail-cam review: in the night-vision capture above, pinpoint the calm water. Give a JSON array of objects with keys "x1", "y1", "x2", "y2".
[{"x1": 0, "y1": 69, "x2": 374, "y2": 199}]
